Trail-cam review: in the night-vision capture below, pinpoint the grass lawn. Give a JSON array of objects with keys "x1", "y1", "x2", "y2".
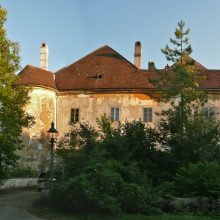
[{"x1": 30, "y1": 206, "x2": 220, "y2": 220}]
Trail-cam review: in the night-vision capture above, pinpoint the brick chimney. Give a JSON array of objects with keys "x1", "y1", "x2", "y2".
[
  {"x1": 40, "y1": 43, "x2": 49, "y2": 70},
  {"x1": 134, "y1": 41, "x2": 142, "y2": 69}
]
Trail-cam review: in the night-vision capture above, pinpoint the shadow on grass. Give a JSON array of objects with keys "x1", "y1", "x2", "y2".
[{"x1": 29, "y1": 205, "x2": 220, "y2": 220}]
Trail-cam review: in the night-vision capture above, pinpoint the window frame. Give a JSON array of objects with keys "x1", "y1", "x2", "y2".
[
  {"x1": 203, "y1": 107, "x2": 216, "y2": 118},
  {"x1": 70, "y1": 108, "x2": 80, "y2": 123},
  {"x1": 111, "y1": 107, "x2": 120, "y2": 121},
  {"x1": 143, "y1": 107, "x2": 153, "y2": 123}
]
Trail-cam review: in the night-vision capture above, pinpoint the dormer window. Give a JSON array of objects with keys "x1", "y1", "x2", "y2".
[{"x1": 97, "y1": 73, "x2": 103, "y2": 79}]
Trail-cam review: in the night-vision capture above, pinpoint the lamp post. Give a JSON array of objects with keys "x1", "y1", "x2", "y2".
[{"x1": 47, "y1": 122, "x2": 58, "y2": 187}]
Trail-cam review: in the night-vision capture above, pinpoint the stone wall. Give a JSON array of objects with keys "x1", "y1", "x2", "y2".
[{"x1": 0, "y1": 178, "x2": 38, "y2": 190}]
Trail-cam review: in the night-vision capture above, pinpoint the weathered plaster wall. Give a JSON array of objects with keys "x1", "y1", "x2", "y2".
[
  {"x1": 20, "y1": 89, "x2": 220, "y2": 170},
  {"x1": 21, "y1": 87, "x2": 57, "y2": 169},
  {"x1": 25, "y1": 87, "x2": 57, "y2": 138},
  {"x1": 57, "y1": 93, "x2": 170, "y2": 137},
  {"x1": 206, "y1": 93, "x2": 220, "y2": 119}
]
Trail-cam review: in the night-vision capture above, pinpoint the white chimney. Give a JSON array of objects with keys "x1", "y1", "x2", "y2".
[
  {"x1": 134, "y1": 41, "x2": 142, "y2": 69},
  {"x1": 40, "y1": 43, "x2": 49, "y2": 70}
]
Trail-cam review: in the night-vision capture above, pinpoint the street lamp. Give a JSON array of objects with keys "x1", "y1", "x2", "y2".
[{"x1": 47, "y1": 122, "x2": 58, "y2": 187}]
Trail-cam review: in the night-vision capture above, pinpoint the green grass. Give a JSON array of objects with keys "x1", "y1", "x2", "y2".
[{"x1": 30, "y1": 206, "x2": 220, "y2": 220}]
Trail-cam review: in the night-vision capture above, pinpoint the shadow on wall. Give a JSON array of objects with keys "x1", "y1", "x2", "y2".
[{"x1": 18, "y1": 130, "x2": 51, "y2": 172}]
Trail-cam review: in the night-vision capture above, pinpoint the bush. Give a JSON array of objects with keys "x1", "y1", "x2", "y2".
[
  {"x1": 51, "y1": 160, "x2": 124, "y2": 213},
  {"x1": 174, "y1": 161, "x2": 220, "y2": 200},
  {"x1": 50, "y1": 159, "x2": 160, "y2": 214},
  {"x1": 120, "y1": 183, "x2": 160, "y2": 214},
  {"x1": 8, "y1": 164, "x2": 38, "y2": 178}
]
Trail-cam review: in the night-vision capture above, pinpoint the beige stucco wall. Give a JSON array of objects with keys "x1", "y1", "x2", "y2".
[
  {"x1": 20, "y1": 88, "x2": 220, "y2": 170},
  {"x1": 20, "y1": 87, "x2": 57, "y2": 169},
  {"x1": 23, "y1": 87, "x2": 57, "y2": 140},
  {"x1": 57, "y1": 93, "x2": 170, "y2": 137},
  {"x1": 206, "y1": 93, "x2": 220, "y2": 119}
]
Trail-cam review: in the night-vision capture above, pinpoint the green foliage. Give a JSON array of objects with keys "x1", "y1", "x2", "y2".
[
  {"x1": 53, "y1": 21, "x2": 220, "y2": 215},
  {"x1": 53, "y1": 117, "x2": 162, "y2": 214},
  {"x1": 150, "y1": 20, "x2": 220, "y2": 175},
  {"x1": 0, "y1": 6, "x2": 33, "y2": 180},
  {"x1": 58, "y1": 116, "x2": 161, "y2": 183},
  {"x1": 161, "y1": 20, "x2": 192, "y2": 63},
  {"x1": 151, "y1": 20, "x2": 207, "y2": 103},
  {"x1": 8, "y1": 164, "x2": 38, "y2": 178},
  {"x1": 51, "y1": 160, "x2": 123, "y2": 213},
  {"x1": 158, "y1": 106, "x2": 220, "y2": 169},
  {"x1": 51, "y1": 159, "x2": 159, "y2": 214},
  {"x1": 174, "y1": 161, "x2": 220, "y2": 199}
]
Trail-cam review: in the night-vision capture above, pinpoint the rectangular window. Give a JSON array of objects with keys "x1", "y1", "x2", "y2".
[
  {"x1": 71, "y1": 108, "x2": 79, "y2": 123},
  {"x1": 203, "y1": 107, "x2": 215, "y2": 118},
  {"x1": 111, "y1": 108, "x2": 119, "y2": 121},
  {"x1": 143, "y1": 108, "x2": 153, "y2": 122}
]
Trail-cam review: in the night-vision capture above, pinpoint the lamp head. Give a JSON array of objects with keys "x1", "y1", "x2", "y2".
[{"x1": 47, "y1": 122, "x2": 58, "y2": 138}]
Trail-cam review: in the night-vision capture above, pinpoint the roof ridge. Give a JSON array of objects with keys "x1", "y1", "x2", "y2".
[
  {"x1": 55, "y1": 45, "x2": 110, "y2": 73},
  {"x1": 103, "y1": 46, "x2": 138, "y2": 69},
  {"x1": 23, "y1": 64, "x2": 54, "y2": 74},
  {"x1": 55, "y1": 45, "x2": 138, "y2": 73}
]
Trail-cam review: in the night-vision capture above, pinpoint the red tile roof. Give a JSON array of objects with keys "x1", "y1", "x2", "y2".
[
  {"x1": 17, "y1": 65, "x2": 57, "y2": 90},
  {"x1": 55, "y1": 45, "x2": 157, "y2": 91},
  {"x1": 17, "y1": 45, "x2": 220, "y2": 92},
  {"x1": 199, "y1": 70, "x2": 220, "y2": 90}
]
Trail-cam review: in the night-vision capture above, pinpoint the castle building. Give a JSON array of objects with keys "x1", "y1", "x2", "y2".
[{"x1": 17, "y1": 42, "x2": 220, "y2": 168}]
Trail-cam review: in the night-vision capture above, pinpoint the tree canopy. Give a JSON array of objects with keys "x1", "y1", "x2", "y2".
[
  {"x1": 152, "y1": 20, "x2": 220, "y2": 170},
  {"x1": 0, "y1": 6, "x2": 32, "y2": 180}
]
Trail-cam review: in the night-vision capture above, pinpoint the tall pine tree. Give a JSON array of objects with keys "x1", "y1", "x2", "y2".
[
  {"x1": 162, "y1": 20, "x2": 192, "y2": 64},
  {"x1": 0, "y1": 6, "x2": 32, "y2": 180},
  {"x1": 152, "y1": 21, "x2": 220, "y2": 175}
]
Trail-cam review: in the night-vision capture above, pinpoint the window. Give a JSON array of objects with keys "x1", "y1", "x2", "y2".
[
  {"x1": 71, "y1": 108, "x2": 79, "y2": 123},
  {"x1": 203, "y1": 107, "x2": 215, "y2": 118},
  {"x1": 143, "y1": 108, "x2": 152, "y2": 122},
  {"x1": 111, "y1": 108, "x2": 119, "y2": 121}
]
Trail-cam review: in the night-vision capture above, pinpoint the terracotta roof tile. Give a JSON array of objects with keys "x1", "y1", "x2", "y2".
[
  {"x1": 198, "y1": 70, "x2": 220, "y2": 90},
  {"x1": 17, "y1": 65, "x2": 57, "y2": 90},
  {"x1": 55, "y1": 45, "x2": 156, "y2": 91},
  {"x1": 17, "y1": 46, "x2": 220, "y2": 92}
]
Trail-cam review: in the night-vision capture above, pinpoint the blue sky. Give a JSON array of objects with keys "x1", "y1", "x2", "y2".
[{"x1": 2, "y1": 0, "x2": 220, "y2": 71}]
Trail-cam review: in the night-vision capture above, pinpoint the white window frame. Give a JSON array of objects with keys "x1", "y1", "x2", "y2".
[{"x1": 111, "y1": 107, "x2": 119, "y2": 121}]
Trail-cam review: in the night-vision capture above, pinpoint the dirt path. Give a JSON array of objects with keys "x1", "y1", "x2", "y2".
[{"x1": 0, "y1": 188, "x2": 46, "y2": 220}]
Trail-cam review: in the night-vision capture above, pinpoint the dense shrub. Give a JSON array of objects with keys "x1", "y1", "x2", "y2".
[
  {"x1": 50, "y1": 158, "x2": 160, "y2": 214},
  {"x1": 8, "y1": 164, "x2": 38, "y2": 178},
  {"x1": 51, "y1": 116, "x2": 220, "y2": 215},
  {"x1": 174, "y1": 161, "x2": 220, "y2": 200}
]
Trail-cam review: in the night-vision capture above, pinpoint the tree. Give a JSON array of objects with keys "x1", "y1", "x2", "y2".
[
  {"x1": 151, "y1": 20, "x2": 220, "y2": 174},
  {"x1": 161, "y1": 20, "x2": 192, "y2": 64},
  {"x1": 54, "y1": 117, "x2": 161, "y2": 213},
  {"x1": 152, "y1": 20, "x2": 206, "y2": 103},
  {"x1": 174, "y1": 161, "x2": 220, "y2": 200},
  {"x1": 0, "y1": 6, "x2": 32, "y2": 180}
]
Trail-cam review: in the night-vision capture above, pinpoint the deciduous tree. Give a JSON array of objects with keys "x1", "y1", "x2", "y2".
[{"x1": 0, "y1": 6, "x2": 32, "y2": 180}]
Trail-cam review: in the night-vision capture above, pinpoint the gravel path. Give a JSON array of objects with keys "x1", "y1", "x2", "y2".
[{"x1": 0, "y1": 188, "x2": 46, "y2": 220}]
